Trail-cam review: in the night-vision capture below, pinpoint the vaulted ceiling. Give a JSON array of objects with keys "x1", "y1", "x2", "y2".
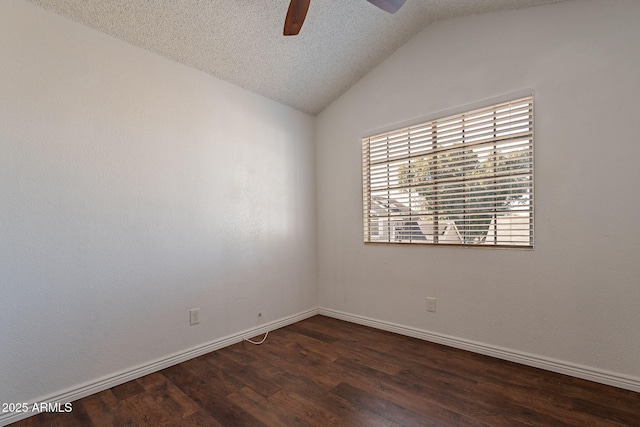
[{"x1": 29, "y1": 0, "x2": 570, "y2": 115}]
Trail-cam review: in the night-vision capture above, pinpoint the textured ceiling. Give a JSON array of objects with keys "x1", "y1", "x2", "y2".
[{"x1": 29, "y1": 0, "x2": 570, "y2": 115}]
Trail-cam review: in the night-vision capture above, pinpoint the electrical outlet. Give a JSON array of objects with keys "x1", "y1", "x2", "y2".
[
  {"x1": 189, "y1": 308, "x2": 200, "y2": 325},
  {"x1": 426, "y1": 297, "x2": 436, "y2": 313}
]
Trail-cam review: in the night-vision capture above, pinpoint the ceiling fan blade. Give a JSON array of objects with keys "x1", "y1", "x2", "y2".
[
  {"x1": 284, "y1": 0, "x2": 311, "y2": 36},
  {"x1": 366, "y1": 0, "x2": 407, "y2": 14}
]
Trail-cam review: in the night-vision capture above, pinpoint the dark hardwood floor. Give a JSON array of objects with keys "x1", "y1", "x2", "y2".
[{"x1": 11, "y1": 315, "x2": 640, "y2": 426}]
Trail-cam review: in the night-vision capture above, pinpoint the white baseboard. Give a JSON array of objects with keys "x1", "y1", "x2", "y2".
[
  {"x1": 0, "y1": 307, "x2": 319, "y2": 427},
  {"x1": 318, "y1": 307, "x2": 640, "y2": 393}
]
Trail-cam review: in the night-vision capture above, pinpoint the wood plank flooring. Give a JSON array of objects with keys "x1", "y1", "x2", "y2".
[{"x1": 11, "y1": 315, "x2": 640, "y2": 426}]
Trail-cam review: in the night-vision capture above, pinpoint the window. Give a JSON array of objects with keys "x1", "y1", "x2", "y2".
[{"x1": 362, "y1": 94, "x2": 534, "y2": 247}]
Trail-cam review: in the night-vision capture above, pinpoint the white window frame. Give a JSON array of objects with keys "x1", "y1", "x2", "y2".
[{"x1": 362, "y1": 92, "x2": 534, "y2": 248}]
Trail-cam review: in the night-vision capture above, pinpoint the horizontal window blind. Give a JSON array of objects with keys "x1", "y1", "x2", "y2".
[{"x1": 362, "y1": 95, "x2": 534, "y2": 247}]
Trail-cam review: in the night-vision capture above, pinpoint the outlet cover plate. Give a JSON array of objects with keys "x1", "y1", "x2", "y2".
[
  {"x1": 190, "y1": 308, "x2": 200, "y2": 325},
  {"x1": 426, "y1": 297, "x2": 436, "y2": 313}
]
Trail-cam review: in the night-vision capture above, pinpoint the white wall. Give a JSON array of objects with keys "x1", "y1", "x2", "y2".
[
  {"x1": 316, "y1": 0, "x2": 640, "y2": 385},
  {"x1": 0, "y1": 0, "x2": 316, "y2": 406}
]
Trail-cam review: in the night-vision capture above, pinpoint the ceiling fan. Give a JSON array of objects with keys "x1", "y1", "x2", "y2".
[{"x1": 284, "y1": 0, "x2": 407, "y2": 36}]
